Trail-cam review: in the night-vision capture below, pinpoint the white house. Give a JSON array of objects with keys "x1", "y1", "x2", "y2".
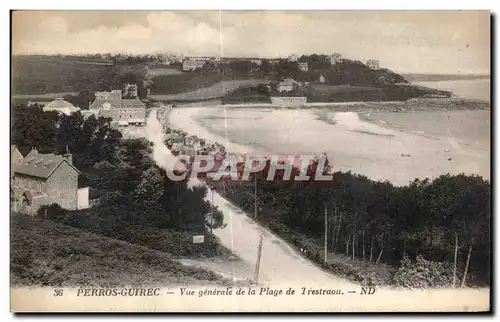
[
  {"x1": 183, "y1": 60, "x2": 206, "y2": 71},
  {"x1": 330, "y1": 53, "x2": 343, "y2": 65},
  {"x1": 298, "y1": 62, "x2": 309, "y2": 72},
  {"x1": 367, "y1": 59, "x2": 380, "y2": 70},
  {"x1": 277, "y1": 78, "x2": 298, "y2": 92},
  {"x1": 251, "y1": 59, "x2": 262, "y2": 66}
]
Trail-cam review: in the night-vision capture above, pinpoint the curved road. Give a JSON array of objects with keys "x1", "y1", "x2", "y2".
[
  {"x1": 205, "y1": 183, "x2": 358, "y2": 288},
  {"x1": 151, "y1": 106, "x2": 357, "y2": 288},
  {"x1": 146, "y1": 107, "x2": 490, "y2": 311}
]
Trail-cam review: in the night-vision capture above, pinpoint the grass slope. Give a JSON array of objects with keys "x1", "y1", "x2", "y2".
[
  {"x1": 11, "y1": 214, "x2": 224, "y2": 288},
  {"x1": 12, "y1": 56, "x2": 115, "y2": 94}
]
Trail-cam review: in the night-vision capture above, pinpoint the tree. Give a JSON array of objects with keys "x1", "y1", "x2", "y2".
[{"x1": 11, "y1": 104, "x2": 59, "y2": 154}]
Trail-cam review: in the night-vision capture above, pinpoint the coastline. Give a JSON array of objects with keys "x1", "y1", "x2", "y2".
[
  {"x1": 167, "y1": 106, "x2": 490, "y2": 186},
  {"x1": 167, "y1": 96, "x2": 490, "y2": 113}
]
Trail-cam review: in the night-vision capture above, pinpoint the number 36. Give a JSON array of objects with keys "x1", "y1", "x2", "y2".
[{"x1": 53, "y1": 289, "x2": 64, "y2": 296}]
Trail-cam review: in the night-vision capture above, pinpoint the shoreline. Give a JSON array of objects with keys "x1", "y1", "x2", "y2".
[
  {"x1": 168, "y1": 96, "x2": 489, "y2": 112},
  {"x1": 167, "y1": 106, "x2": 490, "y2": 186}
]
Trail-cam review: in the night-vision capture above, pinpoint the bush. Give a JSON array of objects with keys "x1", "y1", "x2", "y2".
[
  {"x1": 93, "y1": 160, "x2": 115, "y2": 169},
  {"x1": 393, "y1": 255, "x2": 455, "y2": 289},
  {"x1": 38, "y1": 204, "x2": 66, "y2": 222}
]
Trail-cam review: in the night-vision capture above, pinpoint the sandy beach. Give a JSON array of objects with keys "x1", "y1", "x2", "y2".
[{"x1": 168, "y1": 106, "x2": 490, "y2": 186}]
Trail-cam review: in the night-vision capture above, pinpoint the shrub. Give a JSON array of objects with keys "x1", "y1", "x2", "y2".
[
  {"x1": 93, "y1": 160, "x2": 115, "y2": 169},
  {"x1": 393, "y1": 255, "x2": 455, "y2": 289},
  {"x1": 38, "y1": 204, "x2": 66, "y2": 222}
]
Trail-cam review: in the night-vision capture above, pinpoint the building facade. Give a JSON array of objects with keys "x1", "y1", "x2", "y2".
[
  {"x1": 330, "y1": 53, "x2": 343, "y2": 65},
  {"x1": 298, "y1": 62, "x2": 309, "y2": 72},
  {"x1": 90, "y1": 90, "x2": 147, "y2": 126},
  {"x1": 251, "y1": 59, "x2": 262, "y2": 66},
  {"x1": 277, "y1": 78, "x2": 298, "y2": 92},
  {"x1": 366, "y1": 59, "x2": 380, "y2": 70},
  {"x1": 183, "y1": 60, "x2": 206, "y2": 71},
  {"x1": 11, "y1": 148, "x2": 89, "y2": 215},
  {"x1": 123, "y1": 83, "x2": 139, "y2": 99}
]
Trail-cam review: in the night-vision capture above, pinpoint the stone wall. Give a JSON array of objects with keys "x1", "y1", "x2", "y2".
[
  {"x1": 46, "y1": 161, "x2": 78, "y2": 211},
  {"x1": 270, "y1": 97, "x2": 307, "y2": 106}
]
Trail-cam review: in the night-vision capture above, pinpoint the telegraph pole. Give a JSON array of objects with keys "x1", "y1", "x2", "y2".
[
  {"x1": 253, "y1": 172, "x2": 263, "y2": 284},
  {"x1": 254, "y1": 234, "x2": 263, "y2": 283},
  {"x1": 210, "y1": 186, "x2": 215, "y2": 234},
  {"x1": 254, "y1": 173, "x2": 257, "y2": 220},
  {"x1": 324, "y1": 205, "x2": 328, "y2": 266}
]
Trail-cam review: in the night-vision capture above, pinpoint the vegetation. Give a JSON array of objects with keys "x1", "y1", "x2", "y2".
[
  {"x1": 11, "y1": 104, "x2": 122, "y2": 168},
  {"x1": 221, "y1": 84, "x2": 272, "y2": 104},
  {"x1": 32, "y1": 137, "x2": 227, "y2": 259},
  {"x1": 11, "y1": 214, "x2": 224, "y2": 287},
  {"x1": 208, "y1": 160, "x2": 490, "y2": 288},
  {"x1": 12, "y1": 105, "x2": 228, "y2": 263}
]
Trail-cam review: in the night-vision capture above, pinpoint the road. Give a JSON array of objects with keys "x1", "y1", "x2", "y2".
[
  {"x1": 145, "y1": 107, "x2": 490, "y2": 311},
  {"x1": 203, "y1": 182, "x2": 359, "y2": 288},
  {"x1": 148, "y1": 106, "x2": 355, "y2": 287}
]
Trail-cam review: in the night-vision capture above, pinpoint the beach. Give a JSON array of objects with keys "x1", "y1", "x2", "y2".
[{"x1": 168, "y1": 106, "x2": 490, "y2": 186}]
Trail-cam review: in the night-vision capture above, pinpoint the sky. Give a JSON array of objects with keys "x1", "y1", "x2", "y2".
[{"x1": 12, "y1": 10, "x2": 490, "y2": 74}]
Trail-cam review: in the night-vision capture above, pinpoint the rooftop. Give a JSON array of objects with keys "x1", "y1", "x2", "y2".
[
  {"x1": 44, "y1": 98, "x2": 79, "y2": 111},
  {"x1": 14, "y1": 149, "x2": 80, "y2": 179}
]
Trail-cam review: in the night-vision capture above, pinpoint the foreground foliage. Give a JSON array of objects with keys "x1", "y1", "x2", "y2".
[
  {"x1": 212, "y1": 162, "x2": 490, "y2": 287},
  {"x1": 11, "y1": 214, "x2": 223, "y2": 287}
]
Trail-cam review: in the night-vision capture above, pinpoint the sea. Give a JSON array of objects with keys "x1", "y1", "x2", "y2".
[{"x1": 413, "y1": 78, "x2": 490, "y2": 102}]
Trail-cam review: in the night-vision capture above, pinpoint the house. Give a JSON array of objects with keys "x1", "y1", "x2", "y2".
[
  {"x1": 330, "y1": 53, "x2": 343, "y2": 65},
  {"x1": 11, "y1": 148, "x2": 89, "y2": 215},
  {"x1": 166, "y1": 133, "x2": 185, "y2": 145},
  {"x1": 123, "y1": 83, "x2": 139, "y2": 99},
  {"x1": 277, "y1": 78, "x2": 298, "y2": 92},
  {"x1": 319, "y1": 75, "x2": 326, "y2": 83},
  {"x1": 251, "y1": 59, "x2": 262, "y2": 66},
  {"x1": 179, "y1": 146, "x2": 196, "y2": 157},
  {"x1": 95, "y1": 90, "x2": 122, "y2": 101},
  {"x1": 42, "y1": 98, "x2": 80, "y2": 116},
  {"x1": 90, "y1": 90, "x2": 147, "y2": 127},
  {"x1": 298, "y1": 62, "x2": 309, "y2": 72},
  {"x1": 288, "y1": 54, "x2": 298, "y2": 62},
  {"x1": 182, "y1": 60, "x2": 206, "y2": 71},
  {"x1": 367, "y1": 59, "x2": 380, "y2": 70}
]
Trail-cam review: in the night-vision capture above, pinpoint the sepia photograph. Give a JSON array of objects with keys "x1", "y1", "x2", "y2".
[{"x1": 9, "y1": 9, "x2": 491, "y2": 312}]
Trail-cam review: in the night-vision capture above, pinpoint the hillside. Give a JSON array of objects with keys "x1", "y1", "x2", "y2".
[
  {"x1": 149, "y1": 79, "x2": 268, "y2": 102},
  {"x1": 11, "y1": 214, "x2": 225, "y2": 288},
  {"x1": 12, "y1": 55, "x2": 116, "y2": 94},
  {"x1": 12, "y1": 55, "x2": 461, "y2": 103},
  {"x1": 11, "y1": 55, "x2": 147, "y2": 99}
]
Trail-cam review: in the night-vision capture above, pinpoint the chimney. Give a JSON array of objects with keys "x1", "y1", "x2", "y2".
[
  {"x1": 64, "y1": 145, "x2": 73, "y2": 165},
  {"x1": 65, "y1": 153, "x2": 73, "y2": 165}
]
